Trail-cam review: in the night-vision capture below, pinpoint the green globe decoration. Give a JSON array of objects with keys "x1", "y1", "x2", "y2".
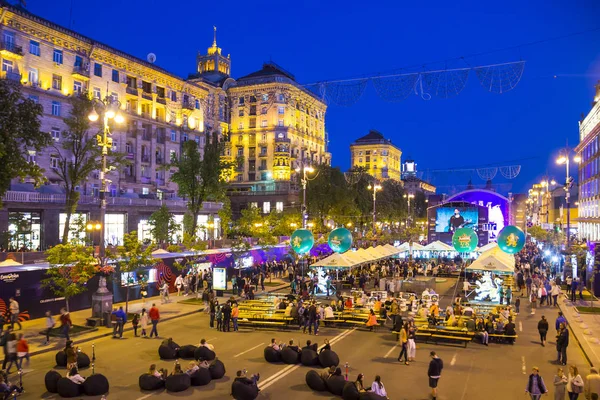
[
  {"x1": 290, "y1": 229, "x2": 314, "y2": 255},
  {"x1": 452, "y1": 227, "x2": 478, "y2": 253},
  {"x1": 497, "y1": 225, "x2": 526, "y2": 254},
  {"x1": 328, "y1": 227, "x2": 353, "y2": 253}
]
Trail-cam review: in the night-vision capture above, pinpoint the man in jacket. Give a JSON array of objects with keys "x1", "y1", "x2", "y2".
[
  {"x1": 222, "y1": 303, "x2": 232, "y2": 332},
  {"x1": 149, "y1": 303, "x2": 160, "y2": 338},
  {"x1": 111, "y1": 306, "x2": 127, "y2": 338},
  {"x1": 586, "y1": 367, "x2": 600, "y2": 400},
  {"x1": 557, "y1": 323, "x2": 569, "y2": 365},
  {"x1": 428, "y1": 351, "x2": 443, "y2": 400},
  {"x1": 556, "y1": 312, "x2": 567, "y2": 332},
  {"x1": 59, "y1": 308, "x2": 72, "y2": 341}
]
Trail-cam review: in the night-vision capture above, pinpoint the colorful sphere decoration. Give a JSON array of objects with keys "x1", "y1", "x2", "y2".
[
  {"x1": 328, "y1": 227, "x2": 353, "y2": 253},
  {"x1": 290, "y1": 229, "x2": 315, "y2": 255},
  {"x1": 497, "y1": 225, "x2": 526, "y2": 254},
  {"x1": 452, "y1": 227, "x2": 478, "y2": 253}
]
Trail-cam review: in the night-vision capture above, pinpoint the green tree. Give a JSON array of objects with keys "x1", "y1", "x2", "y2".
[
  {"x1": 0, "y1": 80, "x2": 51, "y2": 205},
  {"x1": 528, "y1": 225, "x2": 548, "y2": 242},
  {"x1": 42, "y1": 243, "x2": 98, "y2": 311},
  {"x1": 52, "y1": 94, "x2": 100, "y2": 244},
  {"x1": 218, "y1": 197, "x2": 232, "y2": 239},
  {"x1": 117, "y1": 231, "x2": 156, "y2": 312},
  {"x1": 148, "y1": 205, "x2": 179, "y2": 245}
]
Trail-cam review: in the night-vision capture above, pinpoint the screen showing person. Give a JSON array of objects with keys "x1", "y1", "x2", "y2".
[{"x1": 435, "y1": 207, "x2": 478, "y2": 232}]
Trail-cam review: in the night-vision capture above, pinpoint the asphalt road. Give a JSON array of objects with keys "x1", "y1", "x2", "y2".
[{"x1": 16, "y1": 296, "x2": 591, "y2": 400}]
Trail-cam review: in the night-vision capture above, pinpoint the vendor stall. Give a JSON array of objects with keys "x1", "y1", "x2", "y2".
[{"x1": 465, "y1": 247, "x2": 515, "y2": 303}]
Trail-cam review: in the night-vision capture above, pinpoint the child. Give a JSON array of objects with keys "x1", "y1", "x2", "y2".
[
  {"x1": 132, "y1": 313, "x2": 139, "y2": 337},
  {"x1": 17, "y1": 333, "x2": 29, "y2": 369},
  {"x1": 216, "y1": 306, "x2": 223, "y2": 331}
]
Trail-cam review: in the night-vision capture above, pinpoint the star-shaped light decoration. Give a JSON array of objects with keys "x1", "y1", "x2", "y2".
[
  {"x1": 505, "y1": 233, "x2": 518, "y2": 247},
  {"x1": 457, "y1": 233, "x2": 471, "y2": 248}
]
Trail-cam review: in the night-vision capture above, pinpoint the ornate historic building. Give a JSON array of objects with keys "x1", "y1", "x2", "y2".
[{"x1": 350, "y1": 130, "x2": 402, "y2": 181}]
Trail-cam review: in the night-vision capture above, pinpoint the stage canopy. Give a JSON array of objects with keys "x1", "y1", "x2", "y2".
[
  {"x1": 466, "y1": 247, "x2": 515, "y2": 274},
  {"x1": 311, "y1": 252, "x2": 357, "y2": 269},
  {"x1": 423, "y1": 241, "x2": 454, "y2": 252}
]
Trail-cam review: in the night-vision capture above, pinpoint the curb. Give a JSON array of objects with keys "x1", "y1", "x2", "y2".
[{"x1": 558, "y1": 300, "x2": 595, "y2": 367}]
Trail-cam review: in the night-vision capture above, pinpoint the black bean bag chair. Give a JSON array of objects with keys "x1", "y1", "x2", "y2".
[
  {"x1": 190, "y1": 368, "x2": 212, "y2": 386},
  {"x1": 179, "y1": 345, "x2": 197, "y2": 359},
  {"x1": 82, "y1": 373, "x2": 109, "y2": 396},
  {"x1": 77, "y1": 352, "x2": 91, "y2": 368},
  {"x1": 264, "y1": 346, "x2": 281, "y2": 363},
  {"x1": 55, "y1": 351, "x2": 67, "y2": 367},
  {"x1": 165, "y1": 373, "x2": 191, "y2": 393},
  {"x1": 342, "y1": 381, "x2": 360, "y2": 400},
  {"x1": 319, "y1": 350, "x2": 340, "y2": 367},
  {"x1": 209, "y1": 359, "x2": 226, "y2": 379},
  {"x1": 327, "y1": 375, "x2": 347, "y2": 396},
  {"x1": 301, "y1": 349, "x2": 319, "y2": 366},
  {"x1": 139, "y1": 374, "x2": 164, "y2": 391},
  {"x1": 158, "y1": 344, "x2": 178, "y2": 360},
  {"x1": 44, "y1": 370, "x2": 62, "y2": 393},
  {"x1": 305, "y1": 370, "x2": 327, "y2": 392},
  {"x1": 56, "y1": 377, "x2": 82, "y2": 398},
  {"x1": 194, "y1": 346, "x2": 216, "y2": 361},
  {"x1": 281, "y1": 347, "x2": 300, "y2": 364},
  {"x1": 231, "y1": 380, "x2": 259, "y2": 400},
  {"x1": 360, "y1": 392, "x2": 387, "y2": 400},
  {"x1": 161, "y1": 339, "x2": 180, "y2": 350}
]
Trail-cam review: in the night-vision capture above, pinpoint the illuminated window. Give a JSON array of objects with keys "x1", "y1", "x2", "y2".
[
  {"x1": 263, "y1": 201, "x2": 271, "y2": 214},
  {"x1": 28, "y1": 68, "x2": 38, "y2": 84},
  {"x1": 73, "y1": 80, "x2": 82, "y2": 93},
  {"x1": 52, "y1": 74, "x2": 62, "y2": 90},
  {"x1": 104, "y1": 213, "x2": 126, "y2": 246},
  {"x1": 51, "y1": 127, "x2": 60, "y2": 141},
  {"x1": 278, "y1": 106, "x2": 285, "y2": 114},
  {"x1": 278, "y1": 119, "x2": 284, "y2": 127},
  {"x1": 276, "y1": 201, "x2": 283, "y2": 212},
  {"x1": 261, "y1": 120, "x2": 268, "y2": 128},
  {"x1": 93, "y1": 87, "x2": 101, "y2": 99},
  {"x1": 262, "y1": 94, "x2": 268, "y2": 102}
]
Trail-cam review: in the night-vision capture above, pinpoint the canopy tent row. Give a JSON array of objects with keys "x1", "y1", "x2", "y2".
[{"x1": 422, "y1": 240, "x2": 454, "y2": 252}]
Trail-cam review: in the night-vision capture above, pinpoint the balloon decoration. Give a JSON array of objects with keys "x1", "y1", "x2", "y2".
[
  {"x1": 290, "y1": 229, "x2": 314, "y2": 255},
  {"x1": 327, "y1": 227, "x2": 353, "y2": 253},
  {"x1": 497, "y1": 225, "x2": 526, "y2": 254},
  {"x1": 452, "y1": 228, "x2": 478, "y2": 253}
]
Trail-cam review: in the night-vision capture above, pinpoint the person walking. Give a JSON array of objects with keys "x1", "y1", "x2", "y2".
[
  {"x1": 149, "y1": 303, "x2": 160, "y2": 338},
  {"x1": 397, "y1": 323, "x2": 409, "y2": 365},
  {"x1": 567, "y1": 365, "x2": 584, "y2": 399},
  {"x1": 43, "y1": 311, "x2": 55, "y2": 346},
  {"x1": 175, "y1": 275, "x2": 184, "y2": 296},
  {"x1": 160, "y1": 282, "x2": 170, "y2": 304},
  {"x1": 551, "y1": 282, "x2": 561, "y2": 307},
  {"x1": 132, "y1": 312, "x2": 139, "y2": 337},
  {"x1": 427, "y1": 351, "x2": 443, "y2": 400},
  {"x1": 8, "y1": 298, "x2": 20, "y2": 331},
  {"x1": 538, "y1": 315, "x2": 549, "y2": 347},
  {"x1": 571, "y1": 279, "x2": 579, "y2": 303},
  {"x1": 557, "y1": 323, "x2": 569, "y2": 365},
  {"x1": 554, "y1": 367, "x2": 568, "y2": 400},
  {"x1": 209, "y1": 299, "x2": 216, "y2": 329},
  {"x1": 16, "y1": 333, "x2": 29, "y2": 370},
  {"x1": 531, "y1": 289, "x2": 538, "y2": 315},
  {"x1": 407, "y1": 322, "x2": 417, "y2": 362},
  {"x1": 525, "y1": 367, "x2": 548, "y2": 400},
  {"x1": 585, "y1": 367, "x2": 600, "y2": 400},
  {"x1": 59, "y1": 308, "x2": 72, "y2": 341},
  {"x1": 139, "y1": 308, "x2": 149, "y2": 338}
]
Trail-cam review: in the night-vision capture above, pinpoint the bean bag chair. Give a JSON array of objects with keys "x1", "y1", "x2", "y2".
[
  {"x1": 161, "y1": 339, "x2": 180, "y2": 350},
  {"x1": 327, "y1": 375, "x2": 347, "y2": 396},
  {"x1": 281, "y1": 347, "x2": 300, "y2": 364},
  {"x1": 82, "y1": 373, "x2": 109, "y2": 396},
  {"x1": 194, "y1": 346, "x2": 216, "y2": 361},
  {"x1": 55, "y1": 351, "x2": 67, "y2": 367},
  {"x1": 360, "y1": 392, "x2": 387, "y2": 400},
  {"x1": 44, "y1": 370, "x2": 61, "y2": 393},
  {"x1": 56, "y1": 377, "x2": 82, "y2": 398},
  {"x1": 301, "y1": 349, "x2": 319, "y2": 366},
  {"x1": 319, "y1": 350, "x2": 340, "y2": 368},
  {"x1": 342, "y1": 381, "x2": 360, "y2": 400},
  {"x1": 158, "y1": 345, "x2": 178, "y2": 360},
  {"x1": 305, "y1": 370, "x2": 327, "y2": 392},
  {"x1": 209, "y1": 359, "x2": 226, "y2": 379},
  {"x1": 138, "y1": 374, "x2": 164, "y2": 391},
  {"x1": 77, "y1": 352, "x2": 91, "y2": 368},
  {"x1": 179, "y1": 345, "x2": 197, "y2": 360},
  {"x1": 190, "y1": 368, "x2": 212, "y2": 386},
  {"x1": 231, "y1": 380, "x2": 259, "y2": 400},
  {"x1": 264, "y1": 347, "x2": 281, "y2": 363},
  {"x1": 165, "y1": 373, "x2": 191, "y2": 392}
]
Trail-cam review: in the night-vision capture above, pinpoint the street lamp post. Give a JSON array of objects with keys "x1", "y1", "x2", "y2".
[
  {"x1": 403, "y1": 193, "x2": 415, "y2": 226},
  {"x1": 367, "y1": 183, "x2": 382, "y2": 233},
  {"x1": 556, "y1": 150, "x2": 581, "y2": 254},
  {"x1": 296, "y1": 165, "x2": 314, "y2": 229}
]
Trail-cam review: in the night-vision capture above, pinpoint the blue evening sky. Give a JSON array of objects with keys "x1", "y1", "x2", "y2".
[{"x1": 26, "y1": 0, "x2": 600, "y2": 194}]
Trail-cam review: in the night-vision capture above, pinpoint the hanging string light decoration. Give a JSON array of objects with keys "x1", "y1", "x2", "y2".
[
  {"x1": 320, "y1": 79, "x2": 369, "y2": 107},
  {"x1": 474, "y1": 61, "x2": 525, "y2": 94},
  {"x1": 499, "y1": 165, "x2": 521, "y2": 179},
  {"x1": 371, "y1": 73, "x2": 419, "y2": 102},
  {"x1": 420, "y1": 67, "x2": 471, "y2": 99},
  {"x1": 476, "y1": 167, "x2": 498, "y2": 181}
]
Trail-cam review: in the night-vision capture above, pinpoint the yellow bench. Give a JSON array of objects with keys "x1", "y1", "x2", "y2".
[{"x1": 431, "y1": 334, "x2": 471, "y2": 348}]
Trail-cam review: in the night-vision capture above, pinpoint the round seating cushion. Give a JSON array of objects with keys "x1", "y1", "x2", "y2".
[
  {"x1": 158, "y1": 344, "x2": 178, "y2": 360},
  {"x1": 319, "y1": 350, "x2": 339, "y2": 367},
  {"x1": 190, "y1": 368, "x2": 212, "y2": 386},
  {"x1": 300, "y1": 349, "x2": 319, "y2": 366},
  {"x1": 55, "y1": 351, "x2": 67, "y2": 367},
  {"x1": 264, "y1": 347, "x2": 281, "y2": 363},
  {"x1": 360, "y1": 392, "x2": 388, "y2": 400},
  {"x1": 82, "y1": 373, "x2": 109, "y2": 396},
  {"x1": 281, "y1": 347, "x2": 300, "y2": 364},
  {"x1": 77, "y1": 352, "x2": 91, "y2": 368},
  {"x1": 231, "y1": 380, "x2": 259, "y2": 400},
  {"x1": 165, "y1": 373, "x2": 191, "y2": 392},
  {"x1": 138, "y1": 374, "x2": 164, "y2": 391},
  {"x1": 179, "y1": 345, "x2": 197, "y2": 359},
  {"x1": 209, "y1": 359, "x2": 226, "y2": 379},
  {"x1": 342, "y1": 381, "x2": 360, "y2": 400},
  {"x1": 44, "y1": 370, "x2": 62, "y2": 393},
  {"x1": 327, "y1": 375, "x2": 347, "y2": 396},
  {"x1": 194, "y1": 346, "x2": 216, "y2": 361},
  {"x1": 305, "y1": 370, "x2": 327, "y2": 392},
  {"x1": 56, "y1": 377, "x2": 82, "y2": 398}
]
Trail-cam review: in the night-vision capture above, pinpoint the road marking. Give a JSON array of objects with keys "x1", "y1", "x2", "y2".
[
  {"x1": 384, "y1": 344, "x2": 398, "y2": 359},
  {"x1": 521, "y1": 356, "x2": 526, "y2": 375},
  {"x1": 459, "y1": 360, "x2": 474, "y2": 400},
  {"x1": 450, "y1": 352, "x2": 457, "y2": 366},
  {"x1": 136, "y1": 393, "x2": 156, "y2": 400},
  {"x1": 206, "y1": 337, "x2": 217, "y2": 342},
  {"x1": 259, "y1": 328, "x2": 356, "y2": 390},
  {"x1": 234, "y1": 343, "x2": 265, "y2": 358},
  {"x1": 519, "y1": 322, "x2": 523, "y2": 332}
]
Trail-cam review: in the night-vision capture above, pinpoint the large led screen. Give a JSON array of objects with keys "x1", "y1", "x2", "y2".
[{"x1": 435, "y1": 207, "x2": 479, "y2": 233}]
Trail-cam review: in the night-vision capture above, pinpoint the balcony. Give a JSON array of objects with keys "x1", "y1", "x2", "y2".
[
  {"x1": 141, "y1": 112, "x2": 151, "y2": 120},
  {"x1": 72, "y1": 65, "x2": 90, "y2": 80},
  {"x1": 182, "y1": 101, "x2": 195, "y2": 111},
  {"x1": 126, "y1": 86, "x2": 138, "y2": 96},
  {"x1": 140, "y1": 176, "x2": 151, "y2": 184},
  {"x1": 0, "y1": 41, "x2": 23, "y2": 58},
  {"x1": 126, "y1": 152, "x2": 135, "y2": 160},
  {"x1": 142, "y1": 91, "x2": 152, "y2": 101},
  {"x1": 156, "y1": 178, "x2": 165, "y2": 186},
  {"x1": 258, "y1": 165, "x2": 268, "y2": 171},
  {"x1": 259, "y1": 152, "x2": 268, "y2": 158},
  {"x1": 156, "y1": 97, "x2": 166, "y2": 105},
  {"x1": 1, "y1": 71, "x2": 21, "y2": 82}
]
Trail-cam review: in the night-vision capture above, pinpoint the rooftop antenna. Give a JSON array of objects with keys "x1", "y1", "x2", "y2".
[{"x1": 213, "y1": 25, "x2": 217, "y2": 47}]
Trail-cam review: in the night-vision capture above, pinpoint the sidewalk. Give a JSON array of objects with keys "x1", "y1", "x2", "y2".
[
  {"x1": 558, "y1": 293, "x2": 600, "y2": 367},
  {"x1": 12, "y1": 278, "x2": 291, "y2": 357}
]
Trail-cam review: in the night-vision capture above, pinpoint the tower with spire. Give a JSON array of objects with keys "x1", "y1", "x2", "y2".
[{"x1": 196, "y1": 26, "x2": 231, "y2": 81}]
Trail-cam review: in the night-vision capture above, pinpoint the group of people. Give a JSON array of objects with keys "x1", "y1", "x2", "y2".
[
  {"x1": 0, "y1": 327, "x2": 29, "y2": 375},
  {"x1": 525, "y1": 365, "x2": 600, "y2": 400}
]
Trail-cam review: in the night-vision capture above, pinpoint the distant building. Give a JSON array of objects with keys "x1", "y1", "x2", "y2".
[
  {"x1": 401, "y1": 160, "x2": 436, "y2": 195},
  {"x1": 350, "y1": 130, "x2": 401, "y2": 181}
]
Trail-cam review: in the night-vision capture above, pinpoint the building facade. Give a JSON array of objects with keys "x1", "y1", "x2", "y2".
[
  {"x1": 576, "y1": 83, "x2": 600, "y2": 241},
  {"x1": 350, "y1": 130, "x2": 401, "y2": 181},
  {"x1": 401, "y1": 160, "x2": 436, "y2": 196}
]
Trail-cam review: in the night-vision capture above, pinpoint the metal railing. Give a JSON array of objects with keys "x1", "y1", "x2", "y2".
[
  {"x1": 126, "y1": 86, "x2": 138, "y2": 96},
  {"x1": 0, "y1": 41, "x2": 23, "y2": 55}
]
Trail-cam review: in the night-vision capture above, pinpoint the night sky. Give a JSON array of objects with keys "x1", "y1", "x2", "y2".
[{"x1": 26, "y1": 0, "x2": 600, "y2": 194}]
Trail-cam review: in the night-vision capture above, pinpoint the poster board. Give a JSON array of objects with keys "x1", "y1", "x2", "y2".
[{"x1": 213, "y1": 267, "x2": 227, "y2": 290}]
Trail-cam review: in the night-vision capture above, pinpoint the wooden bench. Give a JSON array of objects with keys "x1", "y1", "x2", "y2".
[
  {"x1": 431, "y1": 334, "x2": 471, "y2": 348},
  {"x1": 488, "y1": 334, "x2": 518, "y2": 344},
  {"x1": 237, "y1": 320, "x2": 287, "y2": 330}
]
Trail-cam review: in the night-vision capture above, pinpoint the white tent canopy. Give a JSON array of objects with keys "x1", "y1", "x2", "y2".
[
  {"x1": 376, "y1": 245, "x2": 397, "y2": 257},
  {"x1": 311, "y1": 252, "x2": 357, "y2": 268},
  {"x1": 423, "y1": 241, "x2": 454, "y2": 252},
  {"x1": 364, "y1": 247, "x2": 386, "y2": 260},
  {"x1": 0, "y1": 259, "x2": 22, "y2": 267},
  {"x1": 383, "y1": 244, "x2": 402, "y2": 255},
  {"x1": 345, "y1": 250, "x2": 372, "y2": 264},
  {"x1": 397, "y1": 242, "x2": 425, "y2": 252},
  {"x1": 466, "y1": 247, "x2": 515, "y2": 274},
  {"x1": 477, "y1": 242, "x2": 498, "y2": 253},
  {"x1": 151, "y1": 249, "x2": 170, "y2": 255}
]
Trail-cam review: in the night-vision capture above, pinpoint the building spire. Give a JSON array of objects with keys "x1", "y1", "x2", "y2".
[{"x1": 213, "y1": 25, "x2": 217, "y2": 47}]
